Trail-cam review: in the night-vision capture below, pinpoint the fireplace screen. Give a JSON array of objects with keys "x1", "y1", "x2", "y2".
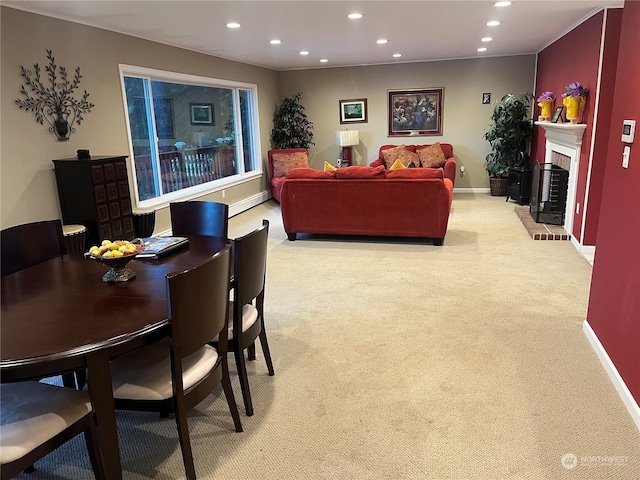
[{"x1": 530, "y1": 162, "x2": 569, "y2": 226}]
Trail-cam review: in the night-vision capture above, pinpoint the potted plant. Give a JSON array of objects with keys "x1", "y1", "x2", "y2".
[
  {"x1": 483, "y1": 92, "x2": 533, "y2": 196},
  {"x1": 271, "y1": 92, "x2": 314, "y2": 150}
]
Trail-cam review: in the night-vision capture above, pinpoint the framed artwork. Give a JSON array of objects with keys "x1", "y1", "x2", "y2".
[
  {"x1": 551, "y1": 106, "x2": 565, "y2": 123},
  {"x1": 190, "y1": 103, "x2": 215, "y2": 125},
  {"x1": 339, "y1": 98, "x2": 368, "y2": 124},
  {"x1": 388, "y1": 88, "x2": 443, "y2": 136}
]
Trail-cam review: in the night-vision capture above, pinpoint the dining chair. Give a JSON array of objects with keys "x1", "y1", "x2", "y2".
[
  {"x1": 169, "y1": 200, "x2": 229, "y2": 240},
  {"x1": 213, "y1": 219, "x2": 275, "y2": 416},
  {"x1": 108, "y1": 246, "x2": 243, "y2": 480},
  {"x1": 0, "y1": 219, "x2": 67, "y2": 277},
  {"x1": 0, "y1": 220, "x2": 81, "y2": 389},
  {"x1": 0, "y1": 381, "x2": 104, "y2": 479}
]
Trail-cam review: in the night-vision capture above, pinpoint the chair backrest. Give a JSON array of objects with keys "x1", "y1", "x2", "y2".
[
  {"x1": 169, "y1": 200, "x2": 229, "y2": 240},
  {"x1": 1, "y1": 219, "x2": 67, "y2": 277},
  {"x1": 167, "y1": 245, "x2": 232, "y2": 360},
  {"x1": 233, "y1": 220, "x2": 269, "y2": 310}
]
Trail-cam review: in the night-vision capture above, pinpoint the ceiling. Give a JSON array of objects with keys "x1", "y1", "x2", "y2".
[{"x1": 2, "y1": 0, "x2": 624, "y2": 71}]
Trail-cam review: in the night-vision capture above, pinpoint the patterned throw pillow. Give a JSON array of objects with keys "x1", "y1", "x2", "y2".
[
  {"x1": 381, "y1": 145, "x2": 406, "y2": 168},
  {"x1": 417, "y1": 143, "x2": 447, "y2": 168},
  {"x1": 272, "y1": 152, "x2": 309, "y2": 178},
  {"x1": 323, "y1": 161, "x2": 337, "y2": 172},
  {"x1": 396, "y1": 148, "x2": 420, "y2": 167}
]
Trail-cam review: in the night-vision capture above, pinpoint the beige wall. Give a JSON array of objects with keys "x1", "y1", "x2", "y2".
[
  {"x1": 1, "y1": 6, "x2": 536, "y2": 233},
  {"x1": 277, "y1": 55, "x2": 536, "y2": 190},
  {"x1": 1, "y1": 7, "x2": 279, "y2": 231}
]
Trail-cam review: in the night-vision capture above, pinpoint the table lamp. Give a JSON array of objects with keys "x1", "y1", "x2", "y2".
[{"x1": 336, "y1": 130, "x2": 359, "y2": 166}]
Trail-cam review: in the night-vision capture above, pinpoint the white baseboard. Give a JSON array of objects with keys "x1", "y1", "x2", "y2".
[
  {"x1": 583, "y1": 320, "x2": 640, "y2": 431},
  {"x1": 453, "y1": 188, "x2": 491, "y2": 194},
  {"x1": 229, "y1": 190, "x2": 271, "y2": 217},
  {"x1": 571, "y1": 235, "x2": 596, "y2": 255}
]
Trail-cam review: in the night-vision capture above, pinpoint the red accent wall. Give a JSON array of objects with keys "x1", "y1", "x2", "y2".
[
  {"x1": 532, "y1": 10, "x2": 622, "y2": 244},
  {"x1": 587, "y1": 1, "x2": 640, "y2": 405}
]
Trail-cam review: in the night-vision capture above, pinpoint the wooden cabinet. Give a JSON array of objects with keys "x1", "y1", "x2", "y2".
[{"x1": 53, "y1": 156, "x2": 135, "y2": 247}]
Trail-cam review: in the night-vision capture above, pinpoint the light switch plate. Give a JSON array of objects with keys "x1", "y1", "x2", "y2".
[{"x1": 622, "y1": 120, "x2": 635, "y2": 143}]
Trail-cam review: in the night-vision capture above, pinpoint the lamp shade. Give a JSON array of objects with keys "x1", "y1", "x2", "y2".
[{"x1": 336, "y1": 130, "x2": 359, "y2": 147}]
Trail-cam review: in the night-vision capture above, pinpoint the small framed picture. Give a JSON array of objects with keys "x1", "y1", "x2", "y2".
[
  {"x1": 190, "y1": 103, "x2": 214, "y2": 125},
  {"x1": 339, "y1": 98, "x2": 367, "y2": 124},
  {"x1": 551, "y1": 106, "x2": 565, "y2": 123},
  {"x1": 482, "y1": 93, "x2": 491, "y2": 105}
]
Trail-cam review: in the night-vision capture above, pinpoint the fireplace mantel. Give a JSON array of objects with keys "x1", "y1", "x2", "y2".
[{"x1": 534, "y1": 121, "x2": 587, "y2": 147}]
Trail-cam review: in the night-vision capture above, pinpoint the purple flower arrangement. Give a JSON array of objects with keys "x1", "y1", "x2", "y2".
[
  {"x1": 562, "y1": 82, "x2": 588, "y2": 98},
  {"x1": 537, "y1": 91, "x2": 556, "y2": 102}
]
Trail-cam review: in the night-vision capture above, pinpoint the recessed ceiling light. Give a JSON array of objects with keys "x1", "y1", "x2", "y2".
[
  {"x1": 269, "y1": 39, "x2": 282, "y2": 45},
  {"x1": 320, "y1": 59, "x2": 329, "y2": 63},
  {"x1": 494, "y1": 1, "x2": 512, "y2": 7},
  {"x1": 477, "y1": 47, "x2": 488, "y2": 52},
  {"x1": 226, "y1": 22, "x2": 240, "y2": 29},
  {"x1": 348, "y1": 13, "x2": 363, "y2": 19},
  {"x1": 299, "y1": 51, "x2": 309, "y2": 56},
  {"x1": 487, "y1": 20, "x2": 501, "y2": 27},
  {"x1": 481, "y1": 37, "x2": 493, "y2": 42},
  {"x1": 377, "y1": 39, "x2": 388, "y2": 45},
  {"x1": 393, "y1": 53, "x2": 402, "y2": 58}
]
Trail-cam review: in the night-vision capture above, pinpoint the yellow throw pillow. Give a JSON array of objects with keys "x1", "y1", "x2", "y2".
[
  {"x1": 389, "y1": 159, "x2": 406, "y2": 170},
  {"x1": 323, "y1": 161, "x2": 337, "y2": 172}
]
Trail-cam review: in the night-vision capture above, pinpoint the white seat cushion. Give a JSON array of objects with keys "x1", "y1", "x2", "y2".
[
  {"x1": 110, "y1": 338, "x2": 219, "y2": 401},
  {"x1": 212, "y1": 302, "x2": 258, "y2": 342},
  {"x1": 0, "y1": 382, "x2": 91, "y2": 465}
]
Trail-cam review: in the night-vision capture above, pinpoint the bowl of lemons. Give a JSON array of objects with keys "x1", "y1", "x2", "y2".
[{"x1": 86, "y1": 239, "x2": 145, "y2": 283}]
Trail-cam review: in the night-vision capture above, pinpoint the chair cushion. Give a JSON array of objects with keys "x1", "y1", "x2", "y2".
[
  {"x1": 212, "y1": 303, "x2": 259, "y2": 342},
  {"x1": 110, "y1": 338, "x2": 219, "y2": 400},
  {"x1": 0, "y1": 382, "x2": 91, "y2": 465},
  {"x1": 271, "y1": 151, "x2": 309, "y2": 178}
]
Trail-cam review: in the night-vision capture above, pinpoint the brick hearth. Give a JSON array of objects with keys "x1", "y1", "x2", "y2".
[{"x1": 514, "y1": 206, "x2": 570, "y2": 241}]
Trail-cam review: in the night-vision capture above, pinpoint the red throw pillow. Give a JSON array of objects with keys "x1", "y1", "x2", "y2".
[
  {"x1": 335, "y1": 165, "x2": 385, "y2": 179},
  {"x1": 386, "y1": 168, "x2": 444, "y2": 179},
  {"x1": 285, "y1": 168, "x2": 335, "y2": 179}
]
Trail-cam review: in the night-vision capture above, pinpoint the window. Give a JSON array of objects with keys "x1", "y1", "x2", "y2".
[{"x1": 119, "y1": 65, "x2": 260, "y2": 207}]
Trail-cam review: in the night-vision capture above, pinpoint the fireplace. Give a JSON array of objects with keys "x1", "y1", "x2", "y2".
[
  {"x1": 533, "y1": 122, "x2": 586, "y2": 235},
  {"x1": 530, "y1": 162, "x2": 569, "y2": 225}
]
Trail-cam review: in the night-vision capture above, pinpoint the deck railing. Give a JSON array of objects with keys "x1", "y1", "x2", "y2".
[{"x1": 133, "y1": 145, "x2": 236, "y2": 200}]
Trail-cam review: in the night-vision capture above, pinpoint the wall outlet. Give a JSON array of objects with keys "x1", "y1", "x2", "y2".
[{"x1": 622, "y1": 146, "x2": 630, "y2": 169}]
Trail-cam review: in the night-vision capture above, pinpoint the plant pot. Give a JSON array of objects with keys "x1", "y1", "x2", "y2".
[{"x1": 489, "y1": 177, "x2": 508, "y2": 196}]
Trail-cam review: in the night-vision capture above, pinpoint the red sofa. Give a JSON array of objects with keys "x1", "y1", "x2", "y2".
[
  {"x1": 279, "y1": 164, "x2": 454, "y2": 245},
  {"x1": 370, "y1": 143, "x2": 457, "y2": 185}
]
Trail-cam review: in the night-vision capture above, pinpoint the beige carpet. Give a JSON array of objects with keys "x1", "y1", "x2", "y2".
[{"x1": 30, "y1": 193, "x2": 639, "y2": 479}]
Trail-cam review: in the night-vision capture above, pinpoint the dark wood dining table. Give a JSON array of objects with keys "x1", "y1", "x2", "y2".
[{"x1": 1, "y1": 235, "x2": 227, "y2": 479}]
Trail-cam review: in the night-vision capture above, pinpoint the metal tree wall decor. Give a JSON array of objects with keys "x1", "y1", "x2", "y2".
[{"x1": 15, "y1": 50, "x2": 94, "y2": 141}]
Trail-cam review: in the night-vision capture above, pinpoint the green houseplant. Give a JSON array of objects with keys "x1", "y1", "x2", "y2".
[
  {"x1": 271, "y1": 92, "x2": 314, "y2": 150},
  {"x1": 484, "y1": 92, "x2": 533, "y2": 195}
]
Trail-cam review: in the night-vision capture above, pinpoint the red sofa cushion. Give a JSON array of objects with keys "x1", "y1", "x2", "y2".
[
  {"x1": 335, "y1": 165, "x2": 385, "y2": 179},
  {"x1": 286, "y1": 168, "x2": 335, "y2": 179},
  {"x1": 386, "y1": 168, "x2": 444, "y2": 179}
]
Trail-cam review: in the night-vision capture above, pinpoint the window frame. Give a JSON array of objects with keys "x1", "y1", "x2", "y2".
[{"x1": 118, "y1": 64, "x2": 262, "y2": 210}]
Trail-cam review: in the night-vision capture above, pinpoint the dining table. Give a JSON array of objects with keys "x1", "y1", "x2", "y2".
[{"x1": 1, "y1": 235, "x2": 227, "y2": 479}]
